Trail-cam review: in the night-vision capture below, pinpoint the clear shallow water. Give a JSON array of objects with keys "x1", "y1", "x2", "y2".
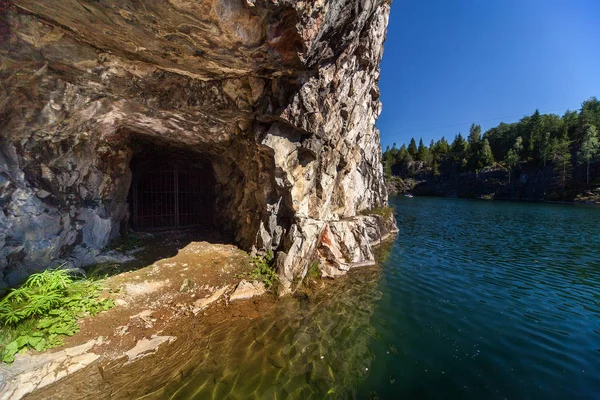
[{"x1": 34, "y1": 197, "x2": 600, "y2": 399}]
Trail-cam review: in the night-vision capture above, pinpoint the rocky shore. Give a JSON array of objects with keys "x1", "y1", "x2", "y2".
[
  {"x1": 0, "y1": 231, "x2": 266, "y2": 399},
  {"x1": 0, "y1": 227, "x2": 397, "y2": 399}
]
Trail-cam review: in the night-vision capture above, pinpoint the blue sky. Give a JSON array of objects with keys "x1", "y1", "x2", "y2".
[{"x1": 377, "y1": 0, "x2": 600, "y2": 149}]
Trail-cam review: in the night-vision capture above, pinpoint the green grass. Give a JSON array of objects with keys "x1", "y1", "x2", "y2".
[
  {"x1": 307, "y1": 261, "x2": 322, "y2": 280},
  {"x1": 0, "y1": 268, "x2": 114, "y2": 363},
  {"x1": 360, "y1": 205, "x2": 394, "y2": 220},
  {"x1": 302, "y1": 261, "x2": 322, "y2": 288}
]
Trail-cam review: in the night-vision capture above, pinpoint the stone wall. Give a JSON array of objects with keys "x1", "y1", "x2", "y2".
[{"x1": 0, "y1": 0, "x2": 397, "y2": 293}]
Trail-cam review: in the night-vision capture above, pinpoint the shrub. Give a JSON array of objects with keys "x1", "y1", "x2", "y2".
[
  {"x1": 0, "y1": 268, "x2": 114, "y2": 363},
  {"x1": 360, "y1": 205, "x2": 394, "y2": 220},
  {"x1": 249, "y1": 251, "x2": 278, "y2": 288}
]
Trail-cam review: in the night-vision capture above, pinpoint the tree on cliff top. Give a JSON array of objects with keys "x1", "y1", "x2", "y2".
[
  {"x1": 381, "y1": 95, "x2": 598, "y2": 198},
  {"x1": 479, "y1": 138, "x2": 495, "y2": 168},
  {"x1": 467, "y1": 123, "x2": 483, "y2": 170},
  {"x1": 408, "y1": 138, "x2": 418, "y2": 158},
  {"x1": 417, "y1": 138, "x2": 428, "y2": 161},
  {"x1": 552, "y1": 135, "x2": 572, "y2": 196},
  {"x1": 450, "y1": 133, "x2": 468, "y2": 170}
]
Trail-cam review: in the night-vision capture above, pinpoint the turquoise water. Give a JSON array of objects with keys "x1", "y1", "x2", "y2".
[{"x1": 358, "y1": 196, "x2": 600, "y2": 399}]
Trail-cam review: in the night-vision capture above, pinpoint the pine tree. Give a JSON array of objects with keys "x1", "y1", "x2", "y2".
[
  {"x1": 383, "y1": 150, "x2": 394, "y2": 179},
  {"x1": 436, "y1": 137, "x2": 450, "y2": 155},
  {"x1": 528, "y1": 109, "x2": 542, "y2": 158},
  {"x1": 407, "y1": 138, "x2": 418, "y2": 158},
  {"x1": 396, "y1": 144, "x2": 409, "y2": 163},
  {"x1": 577, "y1": 125, "x2": 599, "y2": 184},
  {"x1": 417, "y1": 138, "x2": 428, "y2": 161},
  {"x1": 467, "y1": 123, "x2": 482, "y2": 170},
  {"x1": 451, "y1": 133, "x2": 468, "y2": 164}
]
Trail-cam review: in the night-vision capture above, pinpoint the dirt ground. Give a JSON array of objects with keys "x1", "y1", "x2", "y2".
[{"x1": 62, "y1": 229, "x2": 270, "y2": 360}]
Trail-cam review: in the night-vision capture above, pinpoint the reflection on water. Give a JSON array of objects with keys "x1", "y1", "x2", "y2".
[{"x1": 357, "y1": 197, "x2": 600, "y2": 400}]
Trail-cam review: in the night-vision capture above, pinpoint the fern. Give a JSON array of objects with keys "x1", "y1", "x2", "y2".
[
  {"x1": 0, "y1": 307, "x2": 23, "y2": 326},
  {"x1": 4, "y1": 287, "x2": 31, "y2": 303},
  {"x1": 25, "y1": 268, "x2": 72, "y2": 293},
  {"x1": 22, "y1": 292, "x2": 62, "y2": 318},
  {"x1": 0, "y1": 268, "x2": 114, "y2": 363}
]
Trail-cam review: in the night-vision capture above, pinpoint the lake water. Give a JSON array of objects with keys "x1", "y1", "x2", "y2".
[
  {"x1": 161, "y1": 196, "x2": 600, "y2": 399},
  {"x1": 34, "y1": 197, "x2": 600, "y2": 399},
  {"x1": 357, "y1": 196, "x2": 600, "y2": 399}
]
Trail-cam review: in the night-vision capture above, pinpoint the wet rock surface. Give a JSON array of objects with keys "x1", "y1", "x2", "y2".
[
  {"x1": 0, "y1": 0, "x2": 396, "y2": 291},
  {"x1": 229, "y1": 279, "x2": 267, "y2": 301},
  {"x1": 21, "y1": 261, "x2": 388, "y2": 400}
]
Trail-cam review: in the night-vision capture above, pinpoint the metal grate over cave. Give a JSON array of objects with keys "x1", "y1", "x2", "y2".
[{"x1": 131, "y1": 161, "x2": 214, "y2": 231}]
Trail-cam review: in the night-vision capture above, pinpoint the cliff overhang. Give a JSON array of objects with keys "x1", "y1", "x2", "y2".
[{"x1": 0, "y1": 0, "x2": 397, "y2": 293}]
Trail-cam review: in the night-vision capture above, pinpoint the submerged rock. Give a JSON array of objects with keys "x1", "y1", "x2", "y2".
[
  {"x1": 192, "y1": 285, "x2": 230, "y2": 314},
  {"x1": 0, "y1": 0, "x2": 397, "y2": 291},
  {"x1": 124, "y1": 336, "x2": 176, "y2": 364},
  {"x1": 179, "y1": 278, "x2": 195, "y2": 293},
  {"x1": 229, "y1": 279, "x2": 267, "y2": 301},
  {"x1": 268, "y1": 353, "x2": 286, "y2": 369}
]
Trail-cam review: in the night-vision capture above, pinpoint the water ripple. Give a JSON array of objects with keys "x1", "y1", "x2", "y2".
[{"x1": 359, "y1": 197, "x2": 600, "y2": 400}]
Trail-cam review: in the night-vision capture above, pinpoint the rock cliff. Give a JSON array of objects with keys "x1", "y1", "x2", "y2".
[{"x1": 0, "y1": 0, "x2": 397, "y2": 293}]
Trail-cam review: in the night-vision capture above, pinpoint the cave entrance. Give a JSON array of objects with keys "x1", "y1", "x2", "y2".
[{"x1": 130, "y1": 156, "x2": 215, "y2": 232}]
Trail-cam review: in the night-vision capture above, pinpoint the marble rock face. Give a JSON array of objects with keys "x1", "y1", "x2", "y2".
[{"x1": 0, "y1": 0, "x2": 397, "y2": 293}]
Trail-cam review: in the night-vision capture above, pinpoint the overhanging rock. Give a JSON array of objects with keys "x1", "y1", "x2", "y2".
[{"x1": 0, "y1": 0, "x2": 397, "y2": 293}]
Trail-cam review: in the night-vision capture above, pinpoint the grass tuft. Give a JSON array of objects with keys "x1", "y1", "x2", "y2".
[
  {"x1": 307, "y1": 261, "x2": 322, "y2": 280},
  {"x1": 302, "y1": 260, "x2": 322, "y2": 288},
  {"x1": 360, "y1": 205, "x2": 394, "y2": 220}
]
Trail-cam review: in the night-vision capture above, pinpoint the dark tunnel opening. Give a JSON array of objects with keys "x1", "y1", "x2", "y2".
[{"x1": 127, "y1": 139, "x2": 216, "y2": 232}]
